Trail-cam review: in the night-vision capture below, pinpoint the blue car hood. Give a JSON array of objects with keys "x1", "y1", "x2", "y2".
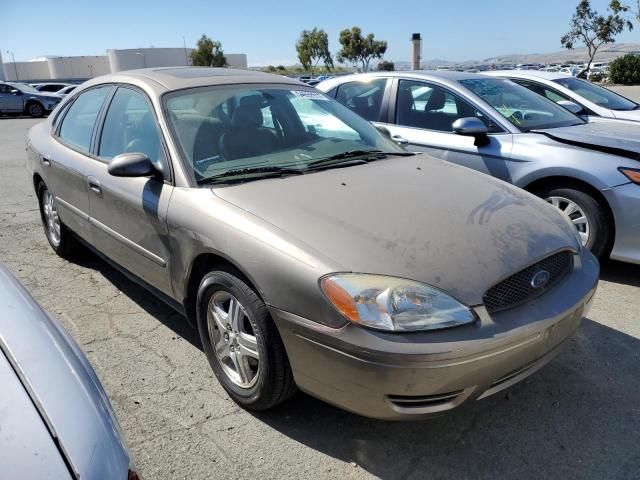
[{"x1": 0, "y1": 264, "x2": 131, "y2": 479}]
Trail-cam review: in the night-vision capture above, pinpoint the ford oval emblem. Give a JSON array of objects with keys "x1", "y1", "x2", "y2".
[{"x1": 531, "y1": 270, "x2": 551, "y2": 289}]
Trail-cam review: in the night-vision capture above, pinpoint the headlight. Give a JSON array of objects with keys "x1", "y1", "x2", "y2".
[{"x1": 320, "y1": 274, "x2": 476, "y2": 332}]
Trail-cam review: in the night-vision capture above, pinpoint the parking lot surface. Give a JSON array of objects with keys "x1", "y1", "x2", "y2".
[{"x1": 1, "y1": 117, "x2": 639, "y2": 479}]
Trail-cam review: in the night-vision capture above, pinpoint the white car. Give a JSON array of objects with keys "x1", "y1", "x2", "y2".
[
  {"x1": 485, "y1": 70, "x2": 640, "y2": 122},
  {"x1": 55, "y1": 84, "x2": 77, "y2": 98}
]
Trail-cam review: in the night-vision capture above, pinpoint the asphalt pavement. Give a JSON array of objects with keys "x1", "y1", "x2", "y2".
[{"x1": 0, "y1": 117, "x2": 638, "y2": 480}]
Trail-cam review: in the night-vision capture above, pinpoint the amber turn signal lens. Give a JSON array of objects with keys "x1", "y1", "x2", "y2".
[
  {"x1": 619, "y1": 167, "x2": 640, "y2": 185},
  {"x1": 320, "y1": 277, "x2": 359, "y2": 322}
]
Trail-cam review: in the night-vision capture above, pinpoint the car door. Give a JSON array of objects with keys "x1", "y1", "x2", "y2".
[
  {"x1": 383, "y1": 78, "x2": 514, "y2": 182},
  {"x1": 0, "y1": 84, "x2": 24, "y2": 112},
  {"x1": 48, "y1": 86, "x2": 113, "y2": 240},
  {"x1": 88, "y1": 85, "x2": 173, "y2": 296}
]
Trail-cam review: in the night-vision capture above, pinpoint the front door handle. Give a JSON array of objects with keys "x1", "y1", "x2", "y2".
[
  {"x1": 391, "y1": 134, "x2": 409, "y2": 146},
  {"x1": 88, "y1": 176, "x2": 102, "y2": 194},
  {"x1": 42, "y1": 155, "x2": 51, "y2": 166}
]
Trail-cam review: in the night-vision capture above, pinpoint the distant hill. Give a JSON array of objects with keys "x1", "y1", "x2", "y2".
[{"x1": 391, "y1": 43, "x2": 640, "y2": 70}]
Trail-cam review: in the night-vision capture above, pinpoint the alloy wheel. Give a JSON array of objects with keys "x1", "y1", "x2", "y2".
[
  {"x1": 29, "y1": 103, "x2": 43, "y2": 117},
  {"x1": 207, "y1": 291, "x2": 260, "y2": 388},
  {"x1": 546, "y1": 195, "x2": 589, "y2": 246},
  {"x1": 42, "y1": 190, "x2": 61, "y2": 246}
]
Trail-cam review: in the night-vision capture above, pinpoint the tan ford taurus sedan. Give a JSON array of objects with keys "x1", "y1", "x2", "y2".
[{"x1": 26, "y1": 68, "x2": 599, "y2": 419}]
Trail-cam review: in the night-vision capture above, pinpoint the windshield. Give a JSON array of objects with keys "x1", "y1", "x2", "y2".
[
  {"x1": 553, "y1": 77, "x2": 638, "y2": 111},
  {"x1": 164, "y1": 85, "x2": 406, "y2": 184},
  {"x1": 7, "y1": 82, "x2": 40, "y2": 94},
  {"x1": 459, "y1": 78, "x2": 584, "y2": 131}
]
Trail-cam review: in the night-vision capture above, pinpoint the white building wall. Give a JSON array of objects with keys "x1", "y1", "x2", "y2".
[
  {"x1": 108, "y1": 48, "x2": 192, "y2": 72},
  {"x1": 0, "y1": 51, "x2": 6, "y2": 81},
  {"x1": 4, "y1": 61, "x2": 50, "y2": 81},
  {"x1": 225, "y1": 54, "x2": 247, "y2": 69},
  {"x1": 1, "y1": 48, "x2": 248, "y2": 82},
  {"x1": 48, "y1": 56, "x2": 110, "y2": 80},
  {"x1": 108, "y1": 48, "x2": 247, "y2": 72}
]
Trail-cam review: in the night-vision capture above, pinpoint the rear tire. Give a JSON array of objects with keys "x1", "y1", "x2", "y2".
[
  {"x1": 26, "y1": 101, "x2": 45, "y2": 118},
  {"x1": 37, "y1": 181, "x2": 76, "y2": 258},
  {"x1": 534, "y1": 185, "x2": 612, "y2": 258},
  {"x1": 196, "y1": 267, "x2": 296, "y2": 410}
]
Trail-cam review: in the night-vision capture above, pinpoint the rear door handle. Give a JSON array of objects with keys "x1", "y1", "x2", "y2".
[{"x1": 88, "y1": 176, "x2": 102, "y2": 194}]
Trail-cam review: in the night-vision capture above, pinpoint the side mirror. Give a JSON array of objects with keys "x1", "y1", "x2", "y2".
[
  {"x1": 557, "y1": 100, "x2": 583, "y2": 115},
  {"x1": 452, "y1": 117, "x2": 490, "y2": 147},
  {"x1": 108, "y1": 153, "x2": 157, "y2": 178},
  {"x1": 10, "y1": 89, "x2": 21, "y2": 95}
]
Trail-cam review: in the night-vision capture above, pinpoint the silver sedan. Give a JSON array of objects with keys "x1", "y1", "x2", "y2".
[
  {"x1": 0, "y1": 264, "x2": 137, "y2": 479},
  {"x1": 27, "y1": 68, "x2": 598, "y2": 419},
  {"x1": 318, "y1": 71, "x2": 640, "y2": 264}
]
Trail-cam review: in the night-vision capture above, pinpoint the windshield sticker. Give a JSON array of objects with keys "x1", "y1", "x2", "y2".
[{"x1": 292, "y1": 90, "x2": 330, "y2": 101}]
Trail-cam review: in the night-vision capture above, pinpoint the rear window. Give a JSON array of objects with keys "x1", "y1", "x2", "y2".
[{"x1": 58, "y1": 87, "x2": 111, "y2": 152}]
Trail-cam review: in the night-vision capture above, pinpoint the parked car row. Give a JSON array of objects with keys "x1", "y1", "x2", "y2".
[
  {"x1": 317, "y1": 71, "x2": 640, "y2": 265},
  {"x1": 25, "y1": 67, "x2": 601, "y2": 427}
]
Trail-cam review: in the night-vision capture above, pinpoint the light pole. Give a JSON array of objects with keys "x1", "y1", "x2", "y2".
[
  {"x1": 6, "y1": 50, "x2": 18, "y2": 81},
  {"x1": 135, "y1": 52, "x2": 147, "y2": 68}
]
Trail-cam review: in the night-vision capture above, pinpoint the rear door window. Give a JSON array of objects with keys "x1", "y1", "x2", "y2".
[
  {"x1": 334, "y1": 79, "x2": 388, "y2": 121},
  {"x1": 58, "y1": 86, "x2": 111, "y2": 153}
]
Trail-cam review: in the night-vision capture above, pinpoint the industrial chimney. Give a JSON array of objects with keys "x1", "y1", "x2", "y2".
[{"x1": 411, "y1": 33, "x2": 422, "y2": 70}]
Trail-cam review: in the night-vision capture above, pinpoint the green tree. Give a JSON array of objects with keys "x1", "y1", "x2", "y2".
[
  {"x1": 190, "y1": 34, "x2": 228, "y2": 67},
  {"x1": 276, "y1": 65, "x2": 286, "y2": 71},
  {"x1": 296, "y1": 28, "x2": 334, "y2": 74},
  {"x1": 561, "y1": 1, "x2": 631, "y2": 76},
  {"x1": 267, "y1": 65, "x2": 277, "y2": 72},
  {"x1": 611, "y1": 0, "x2": 640, "y2": 27},
  {"x1": 609, "y1": 53, "x2": 640, "y2": 83},
  {"x1": 337, "y1": 26, "x2": 387, "y2": 72},
  {"x1": 377, "y1": 60, "x2": 395, "y2": 71}
]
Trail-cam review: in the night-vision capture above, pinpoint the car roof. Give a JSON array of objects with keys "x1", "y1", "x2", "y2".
[
  {"x1": 486, "y1": 70, "x2": 565, "y2": 81},
  {"x1": 317, "y1": 70, "x2": 494, "y2": 91},
  {"x1": 85, "y1": 67, "x2": 305, "y2": 91}
]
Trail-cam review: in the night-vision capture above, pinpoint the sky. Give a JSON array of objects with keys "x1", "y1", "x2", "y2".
[{"x1": 1, "y1": 0, "x2": 638, "y2": 66}]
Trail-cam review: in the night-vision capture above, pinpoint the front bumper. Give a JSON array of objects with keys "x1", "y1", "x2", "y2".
[
  {"x1": 271, "y1": 249, "x2": 599, "y2": 420},
  {"x1": 604, "y1": 182, "x2": 640, "y2": 265}
]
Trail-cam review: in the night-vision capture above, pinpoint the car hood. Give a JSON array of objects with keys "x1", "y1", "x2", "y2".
[
  {"x1": 0, "y1": 265, "x2": 131, "y2": 479},
  {"x1": 537, "y1": 121, "x2": 640, "y2": 161},
  {"x1": 25, "y1": 90, "x2": 60, "y2": 99},
  {"x1": 213, "y1": 154, "x2": 577, "y2": 305},
  {"x1": 0, "y1": 353, "x2": 71, "y2": 479},
  {"x1": 612, "y1": 108, "x2": 640, "y2": 121}
]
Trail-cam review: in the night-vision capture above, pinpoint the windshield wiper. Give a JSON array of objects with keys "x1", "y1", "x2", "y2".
[
  {"x1": 198, "y1": 165, "x2": 304, "y2": 185},
  {"x1": 305, "y1": 150, "x2": 392, "y2": 171}
]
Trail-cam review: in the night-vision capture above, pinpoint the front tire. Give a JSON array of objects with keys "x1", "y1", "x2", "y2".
[
  {"x1": 26, "y1": 102, "x2": 45, "y2": 118},
  {"x1": 37, "y1": 182, "x2": 76, "y2": 258},
  {"x1": 196, "y1": 268, "x2": 296, "y2": 410},
  {"x1": 534, "y1": 185, "x2": 612, "y2": 258}
]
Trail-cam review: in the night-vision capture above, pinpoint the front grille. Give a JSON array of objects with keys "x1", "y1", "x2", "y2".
[{"x1": 483, "y1": 251, "x2": 573, "y2": 313}]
